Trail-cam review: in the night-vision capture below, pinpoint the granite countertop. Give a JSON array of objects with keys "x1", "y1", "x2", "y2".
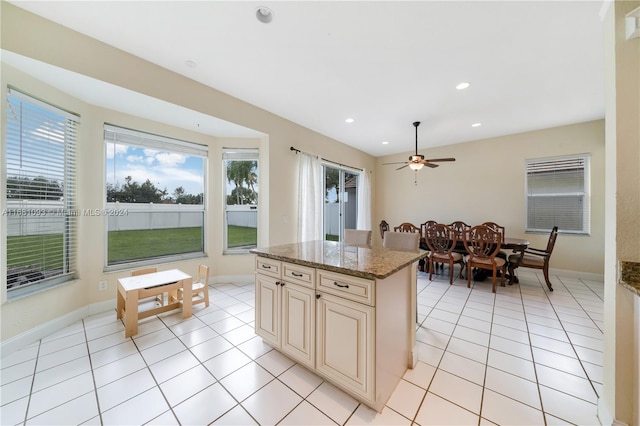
[
  {"x1": 619, "y1": 261, "x2": 640, "y2": 297},
  {"x1": 250, "y1": 240, "x2": 427, "y2": 280}
]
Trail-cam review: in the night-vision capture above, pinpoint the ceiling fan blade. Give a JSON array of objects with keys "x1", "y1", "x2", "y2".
[
  {"x1": 424, "y1": 162, "x2": 439, "y2": 168},
  {"x1": 396, "y1": 164, "x2": 410, "y2": 170},
  {"x1": 382, "y1": 161, "x2": 409, "y2": 165},
  {"x1": 424, "y1": 157, "x2": 456, "y2": 162}
]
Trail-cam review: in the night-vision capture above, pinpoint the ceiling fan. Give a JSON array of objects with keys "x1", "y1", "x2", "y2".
[{"x1": 383, "y1": 121, "x2": 456, "y2": 171}]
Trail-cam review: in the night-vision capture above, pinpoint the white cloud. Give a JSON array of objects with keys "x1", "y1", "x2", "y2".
[
  {"x1": 155, "y1": 152, "x2": 186, "y2": 167},
  {"x1": 105, "y1": 143, "x2": 128, "y2": 159},
  {"x1": 126, "y1": 155, "x2": 144, "y2": 163}
]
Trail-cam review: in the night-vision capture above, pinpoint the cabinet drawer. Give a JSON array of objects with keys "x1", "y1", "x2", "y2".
[
  {"x1": 256, "y1": 257, "x2": 282, "y2": 278},
  {"x1": 317, "y1": 270, "x2": 374, "y2": 306},
  {"x1": 283, "y1": 262, "x2": 315, "y2": 288}
]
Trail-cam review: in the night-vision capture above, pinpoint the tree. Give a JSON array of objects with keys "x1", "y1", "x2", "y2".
[
  {"x1": 325, "y1": 167, "x2": 340, "y2": 202},
  {"x1": 226, "y1": 160, "x2": 258, "y2": 205},
  {"x1": 7, "y1": 176, "x2": 63, "y2": 200},
  {"x1": 106, "y1": 176, "x2": 166, "y2": 203}
]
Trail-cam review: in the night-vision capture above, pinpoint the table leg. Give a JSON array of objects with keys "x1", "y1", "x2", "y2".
[
  {"x1": 182, "y1": 277, "x2": 193, "y2": 319},
  {"x1": 116, "y1": 284, "x2": 124, "y2": 319},
  {"x1": 124, "y1": 289, "x2": 139, "y2": 337}
]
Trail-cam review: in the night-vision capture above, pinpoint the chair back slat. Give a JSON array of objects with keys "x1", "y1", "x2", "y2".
[
  {"x1": 546, "y1": 226, "x2": 559, "y2": 254},
  {"x1": 463, "y1": 225, "x2": 502, "y2": 259},
  {"x1": 393, "y1": 222, "x2": 420, "y2": 233},
  {"x1": 448, "y1": 221, "x2": 471, "y2": 240},
  {"x1": 425, "y1": 224, "x2": 456, "y2": 254}
]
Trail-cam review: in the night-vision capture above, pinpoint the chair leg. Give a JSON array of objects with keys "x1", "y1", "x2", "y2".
[
  {"x1": 543, "y1": 266, "x2": 554, "y2": 291},
  {"x1": 429, "y1": 258, "x2": 434, "y2": 281},
  {"x1": 203, "y1": 285, "x2": 210, "y2": 307},
  {"x1": 467, "y1": 264, "x2": 472, "y2": 288},
  {"x1": 449, "y1": 261, "x2": 454, "y2": 285},
  {"x1": 491, "y1": 268, "x2": 497, "y2": 293}
]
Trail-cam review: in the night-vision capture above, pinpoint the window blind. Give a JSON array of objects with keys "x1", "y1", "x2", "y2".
[
  {"x1": 5, "y1": 88, "x2": 79, "y2": 291},
  {"x1": 525, "y1": 155, "x2": 590, "y2": 234},
  {"x1": 104, "y1": 124, "x2": 208, "y2": 157}
]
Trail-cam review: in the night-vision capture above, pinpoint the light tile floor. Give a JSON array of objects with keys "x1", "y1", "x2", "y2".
[{"x1": 1, "y1": 268, "x2": 604, "y2": 425}]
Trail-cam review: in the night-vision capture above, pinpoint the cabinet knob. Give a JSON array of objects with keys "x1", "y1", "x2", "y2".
[{"x1": 316, "y1": 294, "x2": 321, "y2": 299}]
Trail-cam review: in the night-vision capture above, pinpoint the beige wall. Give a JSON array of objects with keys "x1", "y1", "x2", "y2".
[
  {"x1": 0, "y1": 3, "x2": 376, "y2": 341},
  {"x1": 602, "y1": 1, "x2": 640, "y2": 425},
  {"x1": 376, "y1": 120, "x2": 605, "y2": 274}
]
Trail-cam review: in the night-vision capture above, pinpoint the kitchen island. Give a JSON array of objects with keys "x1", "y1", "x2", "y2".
[{"x1": 251, "y1": 240, "x2": 426, "y2": 412}]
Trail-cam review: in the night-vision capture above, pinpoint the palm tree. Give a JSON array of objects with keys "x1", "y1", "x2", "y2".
[{"x1": 226, "y1": 160, "x2": 258, "y2": 205}]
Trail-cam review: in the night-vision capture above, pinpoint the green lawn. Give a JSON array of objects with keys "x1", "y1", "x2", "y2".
[
  {"x1": 227, "y1": 225, "x2": 257, "y2": 248},
  {"x1": 326, "y1": 234, "x2": 339, "y2": 241},
  {"x1": 7, "y1": 234, "x2": 63, "y2": 269},
  {"x1": 108, "y1": 227, "x2": 204, "y2": 263},
  {"x1": 9, "y1": 225, "x2": 258, "y2": 267}
]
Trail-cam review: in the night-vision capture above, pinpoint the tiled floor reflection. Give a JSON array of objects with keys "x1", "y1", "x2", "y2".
[{"x1": 1, "y1": 268, "x2": 603, "y2": 425}]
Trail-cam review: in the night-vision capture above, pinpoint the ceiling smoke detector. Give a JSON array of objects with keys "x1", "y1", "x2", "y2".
[{"x1": 256, "y1": 7, "x2": 274, "y2": 24}]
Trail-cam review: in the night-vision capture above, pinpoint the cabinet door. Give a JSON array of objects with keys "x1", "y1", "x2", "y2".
[
  {"x1": 316, "y1": 292, "x2": 374, "y2": 401},
  {"x1": 255, "y1": 274, "x2": 280, "y2": 347},
  {"x1": 281, "y1": 282, "x2": 315, "y2": 368}
]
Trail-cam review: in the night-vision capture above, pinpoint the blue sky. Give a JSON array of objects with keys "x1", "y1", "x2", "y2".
[{"x1": 105, "y1": 143, "x2": 204, "y2": 197}]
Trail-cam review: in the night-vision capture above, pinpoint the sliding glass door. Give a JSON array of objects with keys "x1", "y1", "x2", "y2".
[{"x1": 323, "y1": 165, "x2": 358, "y2": 241}]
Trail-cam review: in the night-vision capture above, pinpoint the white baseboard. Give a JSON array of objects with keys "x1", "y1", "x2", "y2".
[
  {"x1": 1, "y1": 275, "x2": 253, "y2": 357},
  {"x1": 597, "y1": 397, "x2": 630, "y2": 426},
  {"x1": 211, "y1": 274, "x2": 254, "y2": 285},
  {"x1": 549, "y1": 267, "x2": 604, "y2": 282},
  {"x1": 0, "y1": 299, "x2": 115, "y2": 357}
]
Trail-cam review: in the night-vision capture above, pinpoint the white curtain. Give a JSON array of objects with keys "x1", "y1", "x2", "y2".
[
  {"x1": 357, "y1": 169, "x2": 372, "y2": 231},
  {"x1": 298, "y1": 152, "x2": 323, "y2": 242}
]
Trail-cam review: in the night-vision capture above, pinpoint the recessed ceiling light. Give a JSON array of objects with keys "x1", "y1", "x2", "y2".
[
  {"x1": 456, "y1": 82, "x2": 470, "y2": 90},
  {"x1": 471, "y1": 122, "x2": 482, "y2": 127},
  {"x1": 345, "y1": 118, "x2": 355, "y2": 123},
  {"x1": 382, "y1": 141, "x2": 389, "y2": 145},
  {"x1": 256, "y1": 6, "x2": 274, "y2": 23},
  {"x1": 185, "y1": 60, "x2": 197, "y2": 69}
]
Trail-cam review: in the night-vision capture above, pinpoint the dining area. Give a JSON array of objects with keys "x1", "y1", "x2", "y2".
[{"x1": 377, "y1": 220, "x2": 558, "y2": 293}]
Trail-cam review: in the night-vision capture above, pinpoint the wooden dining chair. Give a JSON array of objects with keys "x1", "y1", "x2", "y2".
[
  {"x1": 379, "y1": 220, "x2": 390, "y2": 239},
  {"x1": 448, "y1": 221, "x2": 471, "y2": 255},
  {"x1": 177, "y1": 264, "x2": 210, "y2": 307},
  {"x1": 394, "y1": 222, "x2": 421, "y2": 234},
  {"x1": 131, "y1": 267, "x2": 164, "y2": 307},
  {"x1": 481, "y1": 221, "x2": 508, "y2": 260},
  {"x1": 507, "y1": 226, "x2": 558, "y2": 291},
  {"x1": 344, "y1": 229, "x2": 372, "y2": 246},
  {"x1": 463, "y1": 225, "x2": 506, "y2": 293},
  {"x1": 424, "y1": 223, "x2": 464, "y2": 285}
]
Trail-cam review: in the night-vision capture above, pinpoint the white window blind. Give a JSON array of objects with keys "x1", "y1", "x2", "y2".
[
  {"x1": 5, "y1": 88, "x2": 79, "y2": 292},
  {"x1": 525, "y1": 155, "x2": 590, "y2": 234}
]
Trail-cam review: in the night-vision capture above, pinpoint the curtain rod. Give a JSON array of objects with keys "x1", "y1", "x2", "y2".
[{"x1": 290, "y1": 146, "x2": 363, "y2": 172}]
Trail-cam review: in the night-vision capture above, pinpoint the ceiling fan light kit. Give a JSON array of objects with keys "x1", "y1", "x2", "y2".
[{"x1": 382, "y1": 121, "x2": 456, "y2": 174}]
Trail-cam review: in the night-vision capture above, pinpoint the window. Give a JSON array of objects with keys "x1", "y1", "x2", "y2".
[
  {"x1": 104, "y1": 125, "x2": 207, "y2": 266},
  {"x1": 5, "y1": 88, "x2": 79, "y2": 294},
  {"x1": 525, "y1": 155, "x2": 590, "y2": 234},
  {"x1": 223, "y1": 149, "x2": 258, "y2": 253},
  {"x1": 323, "y1": 165, "x2": 358, "y2": 241}
]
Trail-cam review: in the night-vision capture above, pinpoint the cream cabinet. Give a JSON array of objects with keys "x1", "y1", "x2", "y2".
[
  {"x1": 316, "y1": 290, "x2": 374, "y2": 401},
  {"x1": 254, "y1": 252, "x2": 416, "y2": 413},
  {"x1": 255, "y1": 258, "x2": 315, "y2": 368}
]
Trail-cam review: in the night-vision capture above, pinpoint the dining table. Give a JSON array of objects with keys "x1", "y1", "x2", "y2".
[
  {"x1": 502, "y1": 237, "x2": 530, "y2": 283},
  {"x1": 117, "y1": 269, "x2": 193, "y2": 337}
]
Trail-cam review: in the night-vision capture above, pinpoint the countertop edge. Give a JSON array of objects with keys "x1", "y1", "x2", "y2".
[
  {"x1": 251, "y1": 251, "x2": 425, "y2": 280},
  {"x1": 618, "y1": 261, "x2": 640, "y2": 297}
]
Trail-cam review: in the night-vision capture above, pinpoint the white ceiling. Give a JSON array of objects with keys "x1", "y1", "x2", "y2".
[{"x1": 8, "y1": 1, "x2": 605, "y2": 157}]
